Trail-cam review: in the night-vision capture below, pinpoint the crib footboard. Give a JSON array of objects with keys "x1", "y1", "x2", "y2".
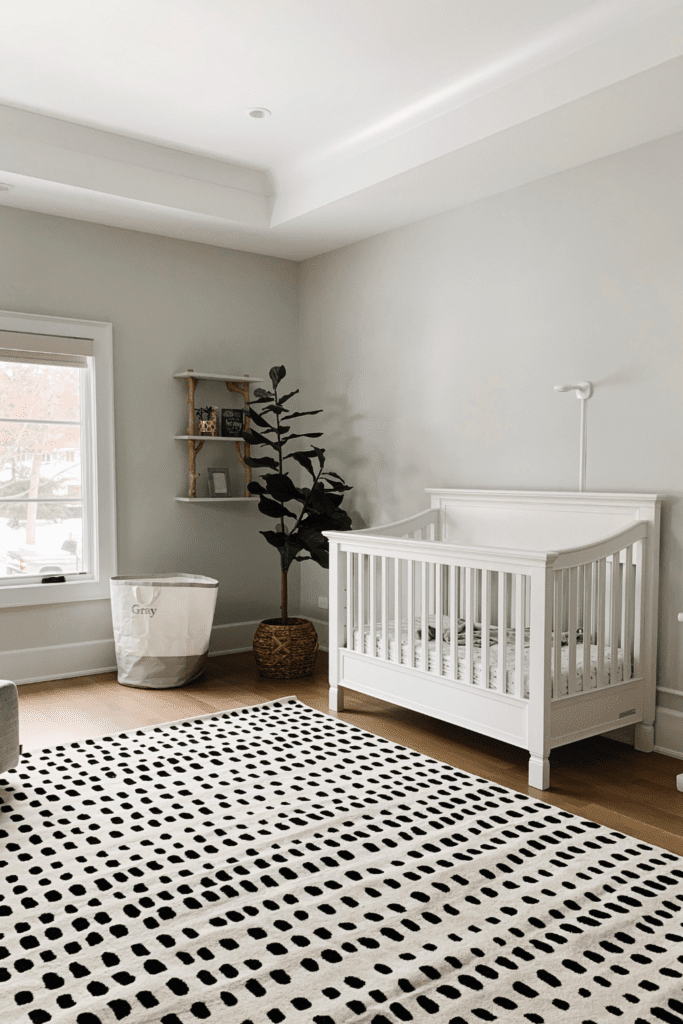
[{"x1": 325, "y1": 512, "x2": 654, "y2": 791}]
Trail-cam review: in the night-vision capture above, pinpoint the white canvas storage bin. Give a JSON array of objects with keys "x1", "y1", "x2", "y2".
[{"x1": 111, "y1": 574, "x2": 218, "y2": 688}]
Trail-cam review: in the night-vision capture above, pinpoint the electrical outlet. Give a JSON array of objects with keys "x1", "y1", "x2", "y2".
[{"x1": 318, "y1": 596, "x2": 329, "y2": 610}]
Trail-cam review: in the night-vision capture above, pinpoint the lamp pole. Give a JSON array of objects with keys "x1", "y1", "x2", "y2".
[{"x1": 553, "y1": 381, "x2": 594, "y2": 492}]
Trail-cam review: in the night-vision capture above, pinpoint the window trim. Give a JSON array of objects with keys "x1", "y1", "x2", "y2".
[{"x1": 0, "y1": 309, "x2": 117, "y2": 607}]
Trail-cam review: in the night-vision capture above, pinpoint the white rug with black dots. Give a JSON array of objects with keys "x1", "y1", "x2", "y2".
[{"x1": 2, "y1": 696, "x2": 683, "y2": 1024}]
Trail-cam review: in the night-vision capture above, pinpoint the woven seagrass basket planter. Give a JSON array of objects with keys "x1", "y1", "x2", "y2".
[{"x1": 252, "y1": 617, "x2": 319, "y2": 679}]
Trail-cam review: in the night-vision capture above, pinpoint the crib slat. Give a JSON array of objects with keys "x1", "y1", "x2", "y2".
[
  {"x1": 610, "y1": 552, "x2": 622, "y2": 686},
  {"x1": 553, "y1": 570, "x2": 562, "y2": 699},
  {"x1": 597, "y1": 557, "x2": 607, "y2": 688},
  {"x1": 358, "y1": 553, "x2": 365, "y2": 656},
  {"x1": 497, "y1": 572, "x2": 508, "y2": 693},
  {"x1": 435, "y1": 563, "x2": 443, "y2": 677},
  {"x1": 634, "y1": 540, "x2": 644, "y2": 678},
  {"x1": 421, "y1": 561, "x2": 429, "y2": 673},
  {"x1": 466, "y1": 568, "x2": 474, "y2": 685},
  {"x1": 568, "y1": 567, "x2": 578, "y2": 694},
  {"x1": 623, "y1": 545, "x2": 633, "y2": 682},
  {"x1": 394, "y1": 558, "x2": 402, "y2": 665},
  {"x1": 481, "y1": 570, "x2": 490, "y2": 688},
  {"x1": 347, "y1": 551, "x2": 354, "y2": 651},
  {"x1": 369, "y1": 555, "x2": 376, "y2": 660},
  {"x1": 381, "y1": 557, "x2": 388, "y2": 662},
  {"x1": 407, "y1": 560, "x2": 415, "y2": 668},
  {"x1": 514, "y1": 574, "x2": 525, "y2": 698},
  {"x1": 582, "y1": 561, "x2": 593, "y2": 687},
  {"x1": 449, "y1": 565, "x2": 458, "y2": 680}
]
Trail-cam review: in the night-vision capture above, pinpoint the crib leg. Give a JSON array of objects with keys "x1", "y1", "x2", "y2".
[
  {"x1": 528, "y1": 754, "x2": 550, "y2": 791},
  {"x1": 634, "y1": 721, "x2": 654, "y2": 752},
  {"x1": 329, "y1": 684, "x2": 345, "y2": 712}
]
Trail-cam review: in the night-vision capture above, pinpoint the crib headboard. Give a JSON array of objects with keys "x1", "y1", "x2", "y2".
[{"x1": 426, "y1": 489, "x2": 661, "y2": 553}]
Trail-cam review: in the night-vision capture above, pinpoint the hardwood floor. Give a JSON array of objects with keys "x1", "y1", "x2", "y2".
[{"x1": 16, "y1": 651, "x2": 683, "y2": 856}]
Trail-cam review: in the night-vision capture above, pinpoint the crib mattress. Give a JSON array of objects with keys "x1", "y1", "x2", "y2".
[{"x1": 351, "y1": 624, "x2": 624, "y2": 698}]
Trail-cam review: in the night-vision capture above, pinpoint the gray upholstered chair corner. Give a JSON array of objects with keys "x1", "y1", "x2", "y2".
[{"x1": 0, "y1": 679, "x2": 20, "y2": 773}]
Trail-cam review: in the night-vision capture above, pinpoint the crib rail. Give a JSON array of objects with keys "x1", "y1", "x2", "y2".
[
  {"x1": 327, "y1": 520, "x2": 648, "y2": 704},
  {"x1": 351, "y1": 507, "x2": 440, "y2": 540},
  {"x1": 339, "y1": 549, "x2": 533, "y2": 697},
  {"x1": 549, "y1": 521, "x2": 647, "y2": 699}
]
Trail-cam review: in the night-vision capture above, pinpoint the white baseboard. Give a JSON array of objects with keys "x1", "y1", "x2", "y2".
[
  {"x1": 210, "y1": 618, "x2": 329, "y2": 655},
  {"x1": 207, "y1": 620, "x2": 262, "y2": 657},
  {"x1": 309, "y1": 617, "x2": 329, "y2": 652},
  {"x1": 2, "y1": 617, "x2": 330, "y2": 686},
  {"x1": 1, "y1": 636, "x2": 118, "y2": 685},
  {"x1": 654, "y1": 706, "x2": 683, "y2": 760}
]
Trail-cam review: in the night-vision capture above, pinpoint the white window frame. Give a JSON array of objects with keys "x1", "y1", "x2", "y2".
[{"x1": 0, "y1": 309, "x2": 116, "y2": 607}]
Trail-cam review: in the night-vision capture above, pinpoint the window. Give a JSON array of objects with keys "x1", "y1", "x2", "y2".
[{"x1": 0, "y1": 310, "x2": 116, "y2": 607}]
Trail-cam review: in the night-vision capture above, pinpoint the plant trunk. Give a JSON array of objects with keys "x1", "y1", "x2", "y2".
[{"x1": 281, "y1": 569, "x2": 288, "y2": 624}]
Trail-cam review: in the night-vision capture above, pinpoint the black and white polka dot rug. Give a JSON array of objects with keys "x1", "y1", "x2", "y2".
[{"x1": 2, "y1": 696, "x2": 683, "y2": 1024}]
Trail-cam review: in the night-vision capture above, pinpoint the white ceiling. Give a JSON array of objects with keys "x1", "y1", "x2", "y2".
[{"x1": 0, "y1": 0, "x2": 682, "y2": 260}]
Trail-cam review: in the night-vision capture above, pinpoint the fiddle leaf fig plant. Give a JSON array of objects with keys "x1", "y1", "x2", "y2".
[{"x1": 242, "y1": 365, "x2": 353, "y2": 624}]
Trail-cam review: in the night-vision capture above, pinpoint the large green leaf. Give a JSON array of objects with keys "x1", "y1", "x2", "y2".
[
  {"x1": 281, "y1": 409, "x2": 323, "y2": 420},
  {"x1": 242, "y1": 428, "x2": 277, "y2": 449},
  {"x1": 323, "y1": 477, "x2": 353, "y2": 492},
  {"x1": 263, "y1": 473, "x2": 304, "y2": 504},
  {"x1": 289, "y1": 450, "x2": 315, "y2": 477},
  {"x1": 280, "y1": 535, "x2": 307, "y2": 572},
  {"x1": 302, "y1": 506, "x2": 352, "y2": 532},
  {"x1": 298, "y1": 529, "x2": 330, "y2": 568},
  {"x1": 247, "y1": 408, "x2": 274, "y2": 430},
  {"x1": 250, "y1": 389, "x2": 274, "y2": 404},
  {"x1": 258, "y1": 496, "x2": 296, "y2": 519},
  {"x1": 324, "y1": 472, "x2": 352, "y2": 490},
  {"x1": 305, "y1": 487, "x2": 344, "y2": 516},
  {"x1": 270, "y1": 365, "x2": 286, "y2": 388},
  {"x1": 244, "y1": 455, "x2": 278, "y2": 470},
  {"x1": 322, "y1": 490, "x2": 344, "y2": 507},
  {"x1": 247, "y1": 480, "x2": 266, "y2": 495},
  {"x1": 279, "y1": 431, "x2": 323, "y2": 443},
  {"x1": 298, "y1": 527, "x2": 328, "y2": 554},
  {"x1": 260, "y1": 529, "x2": 286, "y2": 548},
  {"x1": 311, "y1": 446, "x2": 326, "y2": 469}
]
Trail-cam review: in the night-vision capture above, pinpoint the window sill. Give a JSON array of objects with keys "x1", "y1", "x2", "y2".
[{"x1": 0, "y1": 575, "x2": 113, "y2": 608}]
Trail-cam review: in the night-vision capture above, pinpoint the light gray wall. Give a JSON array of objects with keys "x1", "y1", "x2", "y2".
[
  {"x1": 298, "y1": 131, "x2": 683, "y2": 696},
  {"x1": 0, "y1": 206, "x2": 300, "y2": 654}
]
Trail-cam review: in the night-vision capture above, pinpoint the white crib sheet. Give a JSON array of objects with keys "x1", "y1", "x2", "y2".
[{"x1": 351, "y1": 620, "x2": 624, "y2": 698}]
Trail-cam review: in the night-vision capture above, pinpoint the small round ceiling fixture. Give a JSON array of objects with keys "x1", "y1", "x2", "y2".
[{"x1": 247, "y1": 107, "x2": 271, "y2": 119}]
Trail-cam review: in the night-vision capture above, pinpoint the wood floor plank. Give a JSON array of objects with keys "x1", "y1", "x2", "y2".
[{"x1": 14, "y1": 651, "x2": 683, "y2": 855}]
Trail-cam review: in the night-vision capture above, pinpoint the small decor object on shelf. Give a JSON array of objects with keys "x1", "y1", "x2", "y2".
[
  {"x1": 196, "y1": 406, "x2": 217, "y2": 435},
  {"x1": 207, "y1": 467, "x2": 230, "y2": 498},
  {"x1": 244, "y1": 364, "x2": 353, "y2": 679},
  {"x1": 221, "y1": 407, "x2": 244, "y2": 437}
]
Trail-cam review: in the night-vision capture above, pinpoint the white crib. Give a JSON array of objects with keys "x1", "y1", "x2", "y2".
[{"x1": 324, "y1": 490, "x2": 661, "y2": 790}]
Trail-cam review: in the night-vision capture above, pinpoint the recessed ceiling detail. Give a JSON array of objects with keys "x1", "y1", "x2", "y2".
[{"x1": 0, "y1": 0, "x2": 681, "y2": 259}]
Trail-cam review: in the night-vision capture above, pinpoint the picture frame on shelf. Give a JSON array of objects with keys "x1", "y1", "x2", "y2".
[
  {"x1": 221, "y1": 407, "x2": 244, "y2": 438},
  {"x1": 207, "y1": 467, "x2": 231, "y2": 498}
]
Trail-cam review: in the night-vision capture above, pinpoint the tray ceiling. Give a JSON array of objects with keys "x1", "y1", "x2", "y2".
[{"x1": 0, "y1": 0, "x2": 682, "y2": 259}]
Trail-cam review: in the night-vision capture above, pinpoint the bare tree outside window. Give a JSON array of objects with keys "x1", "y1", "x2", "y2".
[{"x1": 0, "y1": 360, "x2": 83, "y2": 577}]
